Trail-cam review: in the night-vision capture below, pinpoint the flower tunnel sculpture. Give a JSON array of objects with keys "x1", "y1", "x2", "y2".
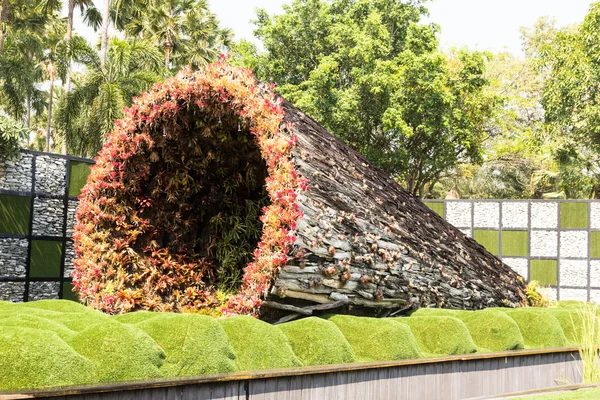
[{"x1": 73, "y1": 61, "x2": 527, "y2": 318}]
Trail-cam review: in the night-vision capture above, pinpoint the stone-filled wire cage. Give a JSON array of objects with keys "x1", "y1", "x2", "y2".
[
  {"x1": 0, "y1": 150, "x2": 93, "y2": 302},
  {"x1": 424, "y1": 200, "x2": 600, "y2": 302}
]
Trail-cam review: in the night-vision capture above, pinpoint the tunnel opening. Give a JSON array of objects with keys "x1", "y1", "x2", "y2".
[{"x1": 138, "y1": 105, "x2": 270, "y2": 292}]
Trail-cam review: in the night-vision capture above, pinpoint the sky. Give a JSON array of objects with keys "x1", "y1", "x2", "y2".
[{"x1": 73, "y1": 0, "x2": 596, "y2": 57}]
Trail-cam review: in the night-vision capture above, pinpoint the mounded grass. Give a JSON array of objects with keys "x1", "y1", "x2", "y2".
[
  {"x1": 278, "y1": 317, "x2": 356, "y2": 366},
  {"x1": 16, "y1": 299, "x2": 93, "y2": 313},
  {"x1": 400, "y1": 316, "x2": 477, "y2": 357},
  {"x1": 326, "y1": 314, "x2": 422, "y2": 362},
  {"x1": 67, "y1": 320, "x2": 165, "y2": 382},
  {"x1": 0, "y1": 314, "x2": 76, "y2": 341},
  {"x1": 218, "y1": 315, "x2": 302, "y2": 371},
  {"x1": 499, "y1": 309, "x2": 567, "y2": 349},
  {"x1": 411, "y1": 308, "x2": 461, "y2": 317},
  {"x1": 0, "y1": 326, "x2": 97, "y2": 390},
  {"x1": 113, "y1": 311, "x2": 162, "y2": 324},
  {"x1": 135, "y1": 313, "x2": 237, "y2": 377},
  {"x1": 0, "y1": 298, "x2": 597, "y2": 392},
  {"x1": 454, "y1": 309, "x2": 525, "y2": 352},
  {"x1": 544, "y1": 308, "x2": 588, "y2": 346}
]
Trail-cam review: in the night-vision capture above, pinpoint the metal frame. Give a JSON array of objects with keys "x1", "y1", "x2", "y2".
[{"x1": 0, "y1": 150, "x2": 94, "y2": 301}]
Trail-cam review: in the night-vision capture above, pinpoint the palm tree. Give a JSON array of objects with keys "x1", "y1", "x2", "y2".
[
  {"x1": 63, "y1": 0, "x2": 100, "y2": 153},
  {"x1": 119, "y1": 0, "x2": 232, "y2": 73},
  {"x1": 56, "y1": 37, "x2": 162, "y2": 157}
]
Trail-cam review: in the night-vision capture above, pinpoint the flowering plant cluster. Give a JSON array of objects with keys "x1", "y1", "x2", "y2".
[{"x1": 73, "y1": 60, "x2": 306, "y2": 315}]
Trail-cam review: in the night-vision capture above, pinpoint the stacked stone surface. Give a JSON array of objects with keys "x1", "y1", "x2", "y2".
[
  {"x1": 28, "y1": 281, "x2": 60, "y2": 301},
  {"x1": 34, "y1": 155, "x2": 66, "y2": 195},
  {"x1": 32, "y1": 197, "x2": 65, "y2": 236},
  {"x1": 0, "y1": 238, "x2": 27, "y2": 277},
  {"x1": 0, "y1": 153, "x2": 33, "y2": 192},
  {"x1": 0, "y1": 282, "x2": 25, "y2": 301}
]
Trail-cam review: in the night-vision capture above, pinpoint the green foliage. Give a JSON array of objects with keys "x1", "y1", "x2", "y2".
[
  {"x1": 0, "y1": 115, "x2": 27, "y2": 160},
  {"x1": 544, "y1": 308, "x2": 586, "y2": 346},
  {"x1": 68, "y1": 320, "x2": 165, "y2": 382},
  {"x1": 326, "y1": 315, "x2": 422, "y2": 362},
  {"x1": 134, "y1": 314, "x2": 236, "y2": 377},
  {"x1": 218, "y1": 315, "x2": 302, "y2": 371},
  {"x1": 526, "y1": 281, "x2": 551, "y2": 308},
  {"x1": 500, "y1": 309, "x2": 567, "y2": 349},
  {"x1": 235, "y1": 0, "x2": 496, "y2": 196},
  {"x1": 400, "y1": 316, "x2": 477, "y2": 357},
  {"x1": 55, "y1": 37, "x2": 163, "y2": 157},
  {"x1": 278, "y1": 317, "x2": 355, "y2": 366},
  {"x1": 113, "y1": 311, "x2": 162, "y2": 324},
  {"x1": 0, "y1": 327, "x2": 97, "y2": 390},
  {"x1": 455, "y1": 309, "x2": 525, "y2": 352}
]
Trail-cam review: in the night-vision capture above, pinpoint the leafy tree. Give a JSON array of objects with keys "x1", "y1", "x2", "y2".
[
  {"x1": 233, "y1": 0, "x2": 496, "y2": 196},
  {"x1": 526, "y1": 5, "x2": 600, "y2": 198},
  {"x1": 0, "y1": 115, "x2": 27, "y2": 160},
  {"x1": 115, "y1": 0, "x2": 232, "y2": 72},
  {"x1": 56, "y1": 37, "x2": 162, "y2": 157}
]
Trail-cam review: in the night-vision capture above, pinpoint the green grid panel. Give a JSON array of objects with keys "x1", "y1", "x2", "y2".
[
  {"x1": 530, "y1": 259, "x2": 558, "y2": 286},
  {"x1": 560, "y1": 202, "x2": 588, "y2": 229},
  {"x1": 502, "y1": 230, "x2": 529, "y2": 257},
  {"x1": 68, "y1": 161, "x2": 92, "y2": 197},
  {"x1": 61, "y1": 281, "x2": 78, "y2": 301},
  {"x1": 0, "y1": 194, "x2": 30, "y2": 235},
  {"x1": 424, "y1": 201, "x2": 444, "y2": 218},
  {"x1": 473, "y1": 230, "x2": 499, "y2": 256},
  {"x1": 591, "y1": 231, "x2": 600, "y2": 259},
  {"x1": 30, "y1": 240, "x2": 62, "y2": 278}
]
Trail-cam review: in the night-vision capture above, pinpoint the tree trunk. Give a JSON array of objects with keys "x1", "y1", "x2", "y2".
[
  {"x1": 0, "y1": 0, "x2": 10, "y2": 55},
  {"x1": 62, "y1": 0, "x2": 75, "y2": 155},
  {"x1": 45, "y1": 68, "x2": 55, "y2": 152},
  {"x1": 263, "y1": 100, "x2": 527, "y2": 319},
  {"x1": 164, "y1": 45, "x2": 171, "y2": 72},
  {"x1": 100, "y1": 0, "x2": 110, "y2": 69},
  {"x1": 26, "y1": 96, "x2": 31, "y2": 146}
]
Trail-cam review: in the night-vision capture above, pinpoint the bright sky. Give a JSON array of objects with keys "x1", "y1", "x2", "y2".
[{"x1": 73, "y1": 0, "x2": 596, "y2": 56}]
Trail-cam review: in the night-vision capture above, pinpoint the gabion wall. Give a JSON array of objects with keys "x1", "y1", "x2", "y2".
[
  {"x1": 0, "y1": 150, "x2": 93, "y2": 302},
  {"x1": 425, "y1": 200, "x2": 600, "y2": 302}
]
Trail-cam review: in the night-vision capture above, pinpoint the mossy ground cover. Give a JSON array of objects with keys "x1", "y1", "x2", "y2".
[
  {"x1": 218, "y1": 315, "x2": 301, "y2": 370},
  {"x1": 411, "y1": 308, "x2": 525, "y2": 352},
  {"x1": 0, "y1": 299, "x2": 596, "y2": 392},
  {"x1": 400, "y1": 316, "x2": 477, "y2": 357},
  {"x1": 134, "y1": 314, "x2": 237, "y2": 377},
  {"x1": 498, "y1": 308, "x2": 567, "y2": 349},
  {"x1": 326, "y1": 315, "x2": 422, "y2": 362},
  {"x1": 277, "y1": 317, "x2": 356, "y2": 366}
]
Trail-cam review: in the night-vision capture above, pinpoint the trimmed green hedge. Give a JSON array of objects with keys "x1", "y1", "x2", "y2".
[
  {"x1": 412, "y1": 308, "x2": 525, "y2": 352},
  {"x1": 218, "y1": 315, "x2": 301, "y2": 370},
  {"x1": 278, "y1": 317, "x2": 356, "y2": 366},
  {"x1": 135, "y1": 314, "x2": 236, "y2": 377},
  {"x1": 499, "y1": 309, "x2": 567, "y2": 349},
  {"x1": 0, "y1": 300, "x2": 596, "y2": 391},
  {"x1": 326, "y1": 315, "x2": 422, "y2": 361},
  {"x1": 400, "y1": 316, "x2": 477, "y2": 357}
]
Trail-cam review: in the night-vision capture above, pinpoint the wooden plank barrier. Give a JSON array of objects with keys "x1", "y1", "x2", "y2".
[{"x1": 0, "y1": 348, "x2": 583, "y2": 400}]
